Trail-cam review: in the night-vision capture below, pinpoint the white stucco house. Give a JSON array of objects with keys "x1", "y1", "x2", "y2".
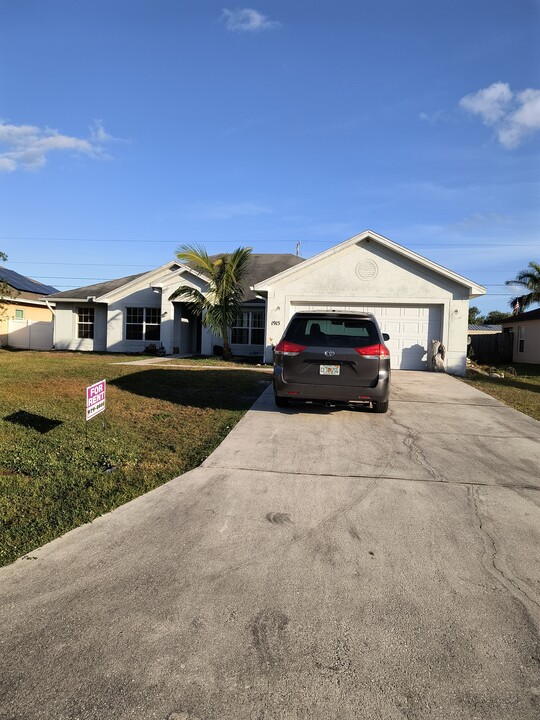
[{"x1": 46, "y1": 230, "x2": 486, "y2": 374}]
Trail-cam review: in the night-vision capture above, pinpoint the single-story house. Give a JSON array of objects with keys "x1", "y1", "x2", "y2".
[
  {"x1": 0, "y1": 267, "x2": 58, "y2": 349},
  {"x1": 500, "y1": 308, "x2": 540, "y2": 364},
  {"x1": 46, "y1": 230, "x2": 486, "y2": 374}
]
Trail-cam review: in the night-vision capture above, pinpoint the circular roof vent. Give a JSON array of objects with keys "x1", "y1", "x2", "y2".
[{"x1": 355, "y1": 259, "x2": 378, "y2": 281}]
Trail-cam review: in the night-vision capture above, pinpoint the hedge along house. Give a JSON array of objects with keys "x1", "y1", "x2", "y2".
[{"x1": 47, "y1": 231, "x2": 485, "y2": 374}]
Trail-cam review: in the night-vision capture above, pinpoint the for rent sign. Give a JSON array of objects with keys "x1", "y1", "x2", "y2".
[{"x1": 86, "y1": 379, "x2": 106, "y2": 421}]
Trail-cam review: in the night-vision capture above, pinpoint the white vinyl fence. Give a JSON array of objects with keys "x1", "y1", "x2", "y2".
[{"x1": 7, "y1": 319, "x2": 54, "y2": 350}]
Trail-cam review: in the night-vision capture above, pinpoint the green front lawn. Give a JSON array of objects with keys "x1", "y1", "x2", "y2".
[
  {"x1": 462, "y1": 363, "x2": 540, "y2": 421},
  {"x1": 0, "y1": 350, "x2": 270, "y2": 566}
]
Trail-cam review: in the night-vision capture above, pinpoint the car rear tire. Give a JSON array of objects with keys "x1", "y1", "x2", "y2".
[
  {"x1": 372, "y1": 400, "x2": 389, "y2": 413},
  {"x1": 274, "y1": 395, "x2": 289, "y2": 408}
]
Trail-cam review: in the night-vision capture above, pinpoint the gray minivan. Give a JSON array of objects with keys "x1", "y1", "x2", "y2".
[{"x1": 273, "y1": 312, "x2": 390, "y2": 412}]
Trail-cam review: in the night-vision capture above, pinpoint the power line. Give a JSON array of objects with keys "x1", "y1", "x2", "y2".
[
  {"x1": 0, "y1": 235, "x2": 538, "y2": 248},
  {"x1": 3, "y1": 260, "x2": 527, "y2": 274},
  {"x1": 7, "y1": 261, "x2": 152, "y2": 268}
]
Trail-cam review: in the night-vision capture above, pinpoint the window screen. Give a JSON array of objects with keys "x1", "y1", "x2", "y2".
[
  {"x1": 231, "y1": 310, "x2": 265, "y2": 345},
  {"x1": 126, "y1": 307, "x2": 161, "y2": 341},
  {"x1": 77, "y1": 307, "x2": 95, "y2": 339}
]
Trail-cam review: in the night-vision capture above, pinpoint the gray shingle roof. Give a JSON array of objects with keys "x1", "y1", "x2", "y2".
[
  {"x1": 216, "y1": 253, "x2": 305, "y2": 301},
  {"x1": 46, "y1": 254, "x2": 305, "y2": 303},
  {"x1": 47, "y1": 273, "x2": 146, "y2": 300},
  {"x1": 0, "y1": 266, "x2": 58, "y2": 295}
]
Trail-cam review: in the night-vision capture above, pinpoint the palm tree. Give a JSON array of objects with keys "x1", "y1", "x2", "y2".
[
  {"x1": 169, "y1": 244, "x2": 252, "y2": 359},
  {"x1": 505, "y1": 261, "x2": 540, "y2": 313}
]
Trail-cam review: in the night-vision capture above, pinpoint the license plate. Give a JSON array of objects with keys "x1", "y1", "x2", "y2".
[{"x1": 320, "y1": 364, "x2": 340, "y2": 376}]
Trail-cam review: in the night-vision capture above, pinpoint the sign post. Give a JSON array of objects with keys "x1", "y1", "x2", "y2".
[{"x1": 86, "y1": 379, "x2": 106, "y2": 421}]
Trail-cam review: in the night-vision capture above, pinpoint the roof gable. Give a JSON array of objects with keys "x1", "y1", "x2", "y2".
[{"x1": 253, "y1": 230, "x2": 486, "y2": 298}]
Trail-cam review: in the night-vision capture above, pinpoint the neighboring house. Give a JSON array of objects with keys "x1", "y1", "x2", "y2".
[
  {"x1": 500, "y1": 308, "x2": 540, "y2": 364},
  {"x1": 467, "y1": 324, "x2": 503, "y2": 335},
  {"x1": 47, "y1": 230, "x2": 486, "y2": 374},
  {"x1": 467, "y1": 325, "x2": 512, "y2": 365},
  {"x1": 0, "y1": 267, "x2": 58, "y2": 349}
]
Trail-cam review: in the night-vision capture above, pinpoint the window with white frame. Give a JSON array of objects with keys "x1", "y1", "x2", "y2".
[
  {"x1": 77, "y1": 307, "x2": 95, "y2": 339},
  {"x1": 231, "y1": 309, "x2": 265, "y2": 345},
  {"x1": 518, "y1": 326, "x2": 525, "y2": 353},
  {"x1": 126, "y1": 307, "x2": 161, "y2": 341},
  {"x1": 15, "y1": 309, "x2": 24, "y2": 319}
]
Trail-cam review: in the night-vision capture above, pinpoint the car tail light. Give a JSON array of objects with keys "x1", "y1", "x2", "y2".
[
  {"x1": 354, "y1": 343, "x2": 390, "y2": 358},
  {"x1": 275, "y1": 340, "x2": 307, "y2": 356}
]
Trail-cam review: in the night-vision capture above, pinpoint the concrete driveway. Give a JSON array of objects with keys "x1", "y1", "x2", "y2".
[{"x1": 1, "y1": 371, "x2": 539, "y2": 719}]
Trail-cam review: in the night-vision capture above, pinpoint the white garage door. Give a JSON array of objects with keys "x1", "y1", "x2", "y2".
[{"x1": 289, "y1": 303, "x2": 442, "y2": 370}]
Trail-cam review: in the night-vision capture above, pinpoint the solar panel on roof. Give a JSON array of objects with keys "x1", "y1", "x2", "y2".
[{"x1": 0, "y1": 266, "x2": 58, "y2": 295}]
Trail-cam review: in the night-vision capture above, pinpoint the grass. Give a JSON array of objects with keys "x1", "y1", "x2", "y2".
[
  {"x1": 0, "y1": 349, "x2": 270, "y2": 566},
  {"x1": 462, "y1": 362, "x2": 540, "y2": 421}
]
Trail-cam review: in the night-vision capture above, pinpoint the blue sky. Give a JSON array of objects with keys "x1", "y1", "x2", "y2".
[{"x1": 1, "y1": 0, "x2": 539, "y2": 313}]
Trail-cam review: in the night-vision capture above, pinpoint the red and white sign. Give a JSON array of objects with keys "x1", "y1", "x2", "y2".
[{"x1": 86, "y1": 379, "x2": 106, "y2": 421}]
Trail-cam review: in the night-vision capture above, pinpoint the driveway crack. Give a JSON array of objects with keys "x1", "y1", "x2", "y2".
[
  {"x1": 468, "y1": 485, "x2": 540, "y2": 614},
  {"x1": 388, "y1": 410, "x2": 446, "y2": 483}
]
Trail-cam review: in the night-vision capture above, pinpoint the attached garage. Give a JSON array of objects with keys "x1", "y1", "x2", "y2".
[
  {"x1": 254, "y1": 230, "x2": 485, "y2": 375},
  {"x1": 290, "y1": 302, "x2": 442, "y2": 370}
]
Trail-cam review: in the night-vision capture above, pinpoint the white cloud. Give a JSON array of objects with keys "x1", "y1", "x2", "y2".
[
  {"x1": 176, "y1": 200, "x2": 273, "y2": 221},
  {"x1": 459, "y1": 82, "x2": 540, "y2": 148},
  {"x1": 459, "y1": 82, "x2": 512, "y2": 124},
  {"x1": 205, "y1": 201, "x2": 272, "y2": 219},
  {"x1": 0, "y1": 119, "x2": 117, "y2": 172},
  {"x1": 222, "y1": 8, "x2": 280, "y2": 32},
  {"x1": 419, "y1": 109, "x2": 447, "y2": 123}
]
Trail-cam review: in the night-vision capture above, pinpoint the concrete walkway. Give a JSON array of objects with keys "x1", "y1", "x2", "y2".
[
  {"x1": 113, "y1": 356, "x2": 272, "y2": 372},
  {"x1": 1, "y1": 372, "x2": 539, "y2": 719}
]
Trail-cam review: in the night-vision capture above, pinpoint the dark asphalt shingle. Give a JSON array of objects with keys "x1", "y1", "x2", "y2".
[
  {"x1": 47, "y1": 273, "x2": 147, "y2": 300},
  {"x1": 47, "y1": 254, "x2": 305, "y2": 303}
]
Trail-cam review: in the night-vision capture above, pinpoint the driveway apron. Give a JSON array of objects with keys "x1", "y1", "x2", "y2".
[{"x1": 1, "y1": 371, "x2": 539, "y2": 720}]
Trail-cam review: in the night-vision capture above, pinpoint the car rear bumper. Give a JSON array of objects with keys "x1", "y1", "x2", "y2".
[{"x1": 273, "y1": 366, "x2": 390, "y2": 403}]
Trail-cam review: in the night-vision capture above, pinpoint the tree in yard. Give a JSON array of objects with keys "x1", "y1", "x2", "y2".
[
  {"x1": 468, "y1": 306, "x2": 485, "y2": 325},
  {"x1": 483, "y1": 310, "x2": 510, "y2": 324},
  {"x1": 169, "y1": 244, "x2": 252, "y2": 359},
  {"x1": 505, "y1": 261, "x2": 540, "y2": 313},
  {"x1": 0, "y1": 251, "x2": 19, "y2": 320}
]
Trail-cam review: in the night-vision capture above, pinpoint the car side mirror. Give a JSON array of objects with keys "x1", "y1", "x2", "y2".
[{"x1": 382, "y1": 333, "x2": 390, "y2": 341}]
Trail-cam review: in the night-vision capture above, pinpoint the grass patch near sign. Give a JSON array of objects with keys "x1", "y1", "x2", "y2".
[
  {"x1": 0, "y1": 350, "x2": 270, "y2": 566},
  {"x1": 462, "y1": 362, "x2": 540, "y2": 421}
]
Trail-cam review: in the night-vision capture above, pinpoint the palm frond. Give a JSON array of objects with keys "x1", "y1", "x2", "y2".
[
  {"x1": 175, "y1": 244, "x2": 217, "y2": 278},
  {"x1": 168, "y1": 285, "x2": 206, "y2": 308},
  {"x1": 506, "y1": 261, "x2": 540, "y2": 311}
]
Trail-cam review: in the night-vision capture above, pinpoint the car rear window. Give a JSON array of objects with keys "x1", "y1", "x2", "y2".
[{"x1": 285, "y1": 316, "x2": 379, "y2": 348}]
